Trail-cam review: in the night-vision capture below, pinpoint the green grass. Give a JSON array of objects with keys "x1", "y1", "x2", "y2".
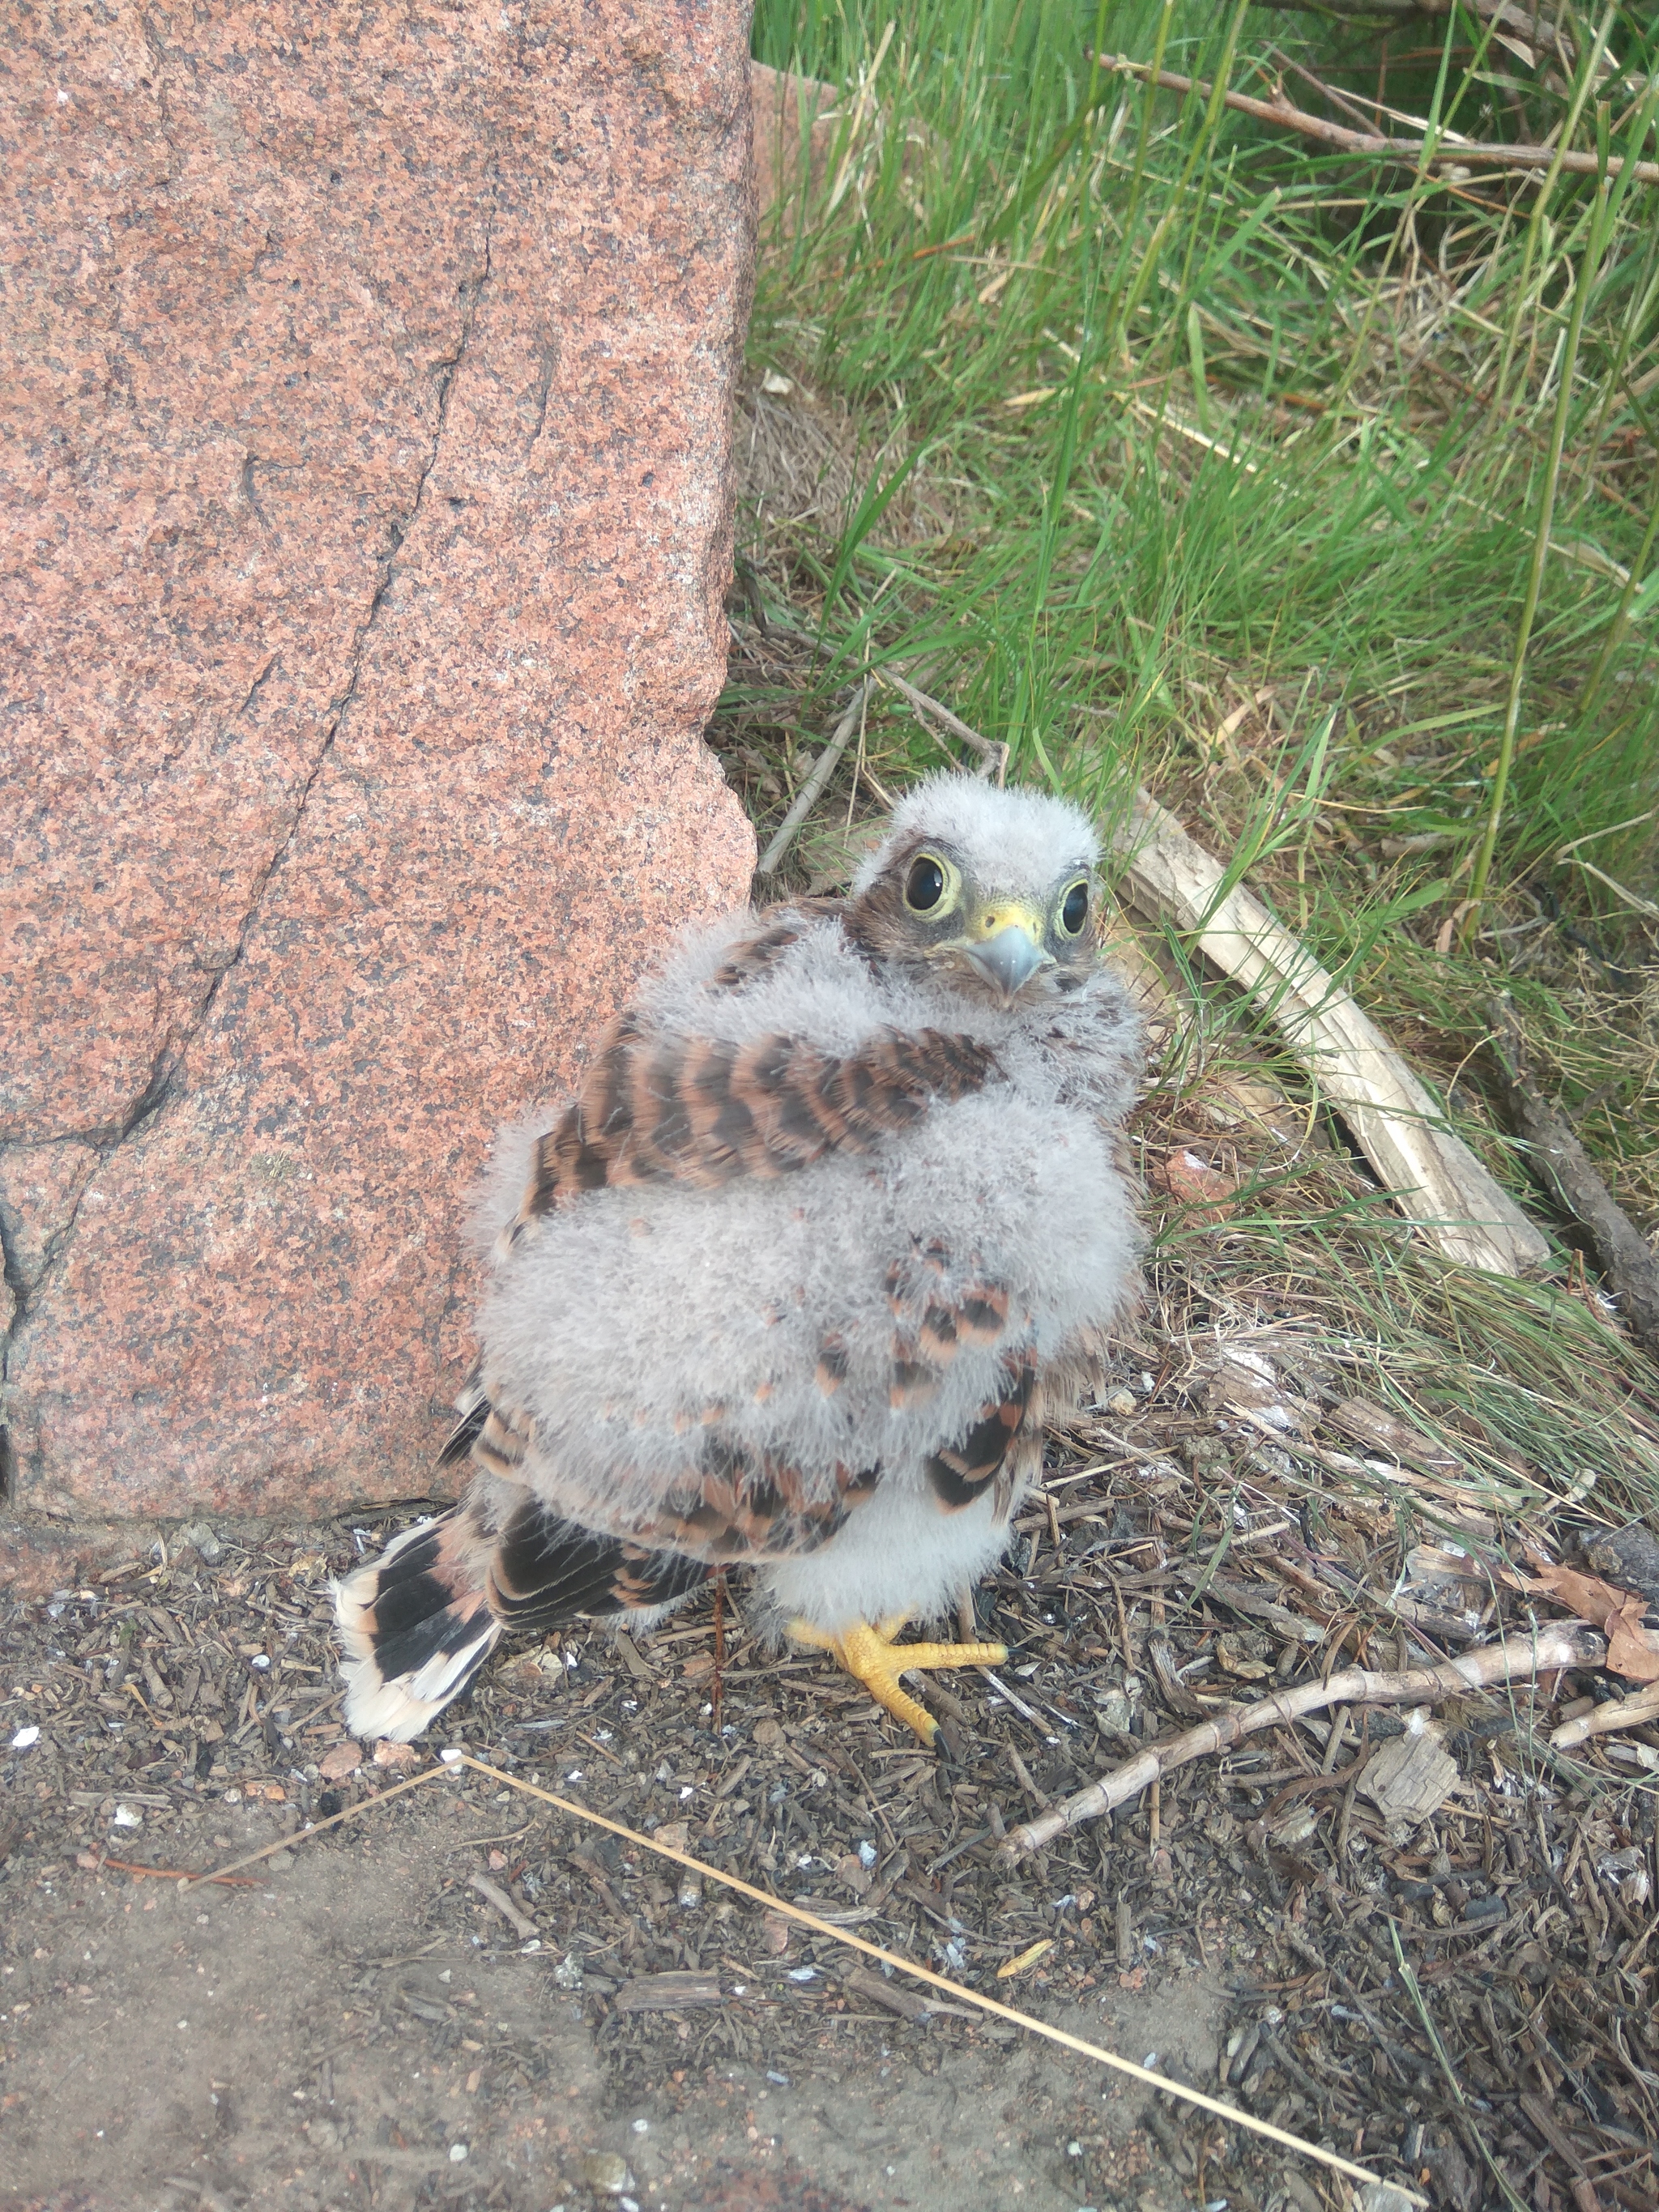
[
  {"x1": 722, "y1": 0, "x2": 1659, "y2": 1527},
  {"x1": 742, "y1": 0, "x2": 1659, "y2": 921}
]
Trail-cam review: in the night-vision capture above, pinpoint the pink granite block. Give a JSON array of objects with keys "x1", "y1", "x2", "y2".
[{"x1": 1, "y1": 2, "x2": 757, "y2": 1519}]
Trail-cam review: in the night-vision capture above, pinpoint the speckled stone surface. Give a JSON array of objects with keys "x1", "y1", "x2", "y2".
[{"x1": 2, "y1": 2, "x2": 757, "y2": 1519}]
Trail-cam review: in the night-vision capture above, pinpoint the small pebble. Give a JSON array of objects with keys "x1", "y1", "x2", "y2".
[
  {"x1": 178, "y1": 1520, "x2": 224, "y2": 1566},
  {"x1": 579, "y1": 2150, "x2": 633, "y2": 2194},
  {"x1": 448, "y1": 2143, "x2": 467, "y2": 2164}
]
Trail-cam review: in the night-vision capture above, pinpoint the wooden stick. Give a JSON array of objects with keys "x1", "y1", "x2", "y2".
[
  {"x1": 756, "y1": 679, "x2": 872, "y2": 875},
  {"x1": 1115, "y1": 789, "x2": 1550, "y2": 1276},
  {"x1": 448, "y1": 1754, "x2": 1411, "y2": 2200},
  {"x1": 1486, "y1": 997, "x2": 1659, "y2": 1355},
  {"x1": 1551, "y1": 1678, "x2": 1659, "y2": 1747},
  {"x1": 1000, "y1": 1623, "x2": 1605, "y2": 1858},
  {"x1": 1098, "y1": 53, "x2": 1659, "y2": 185},
  {"x1": 468, "y1": 1870, "x2": 539, "y2": 1941}
]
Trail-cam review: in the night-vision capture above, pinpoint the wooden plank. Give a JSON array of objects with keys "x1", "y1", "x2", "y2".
[{"x1": 1114, "y1": 790, "x2": 1550, "y2": 1278}]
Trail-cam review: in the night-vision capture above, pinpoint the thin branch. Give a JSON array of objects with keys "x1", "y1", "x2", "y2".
[
  {"x1": 875, "y1": 668, "x2": 1009, "y2": 783},
  {"x1": 1000, "y1": 1623, "x2": 1606, "y2": 1857},
  {"x1": 1098, "y1": 53, "x2": 1659, "y2": 185},
  {"x1": 468, "y1": 1871, "x2": 539, "y2": 1941},
  {"x1": 755, "y1": 677, "x2": 872, "y2": 875},
  {"x1": 1486, "y1": 996, "x2": 1659, "y2": 1357},
  {"x1": 1551, "y1": 1678, "x2": 1659, "y2": 1746}
]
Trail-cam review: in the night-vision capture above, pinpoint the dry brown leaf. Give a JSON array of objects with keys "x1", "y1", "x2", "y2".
[
  {"x1": 1526, "y1": 1562, "x2": 1659, "y2": 1682},
  {"x1": 1152, "y1": 1148, "x2": 1241, "y2": 1213}
]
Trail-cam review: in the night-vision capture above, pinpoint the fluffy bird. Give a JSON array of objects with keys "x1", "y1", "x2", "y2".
[{"x1": 335, "y1": 773, "x2": 1144, "y2": 1745}]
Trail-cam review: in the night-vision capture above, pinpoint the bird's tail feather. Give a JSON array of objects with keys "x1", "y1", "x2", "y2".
[
  {"x1": 334, "y1": 1475, "x2": 714, "y2": 1744},
  {"x1": 334, "y1": 1506, "x2": 501, "y2": 1745}
]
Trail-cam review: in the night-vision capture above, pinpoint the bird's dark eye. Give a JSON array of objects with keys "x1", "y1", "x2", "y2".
[
  {"x1": 904, "y1": 855, "x2": 947, "y2": 914},
  {"x1": 1059, "y1": 880, "x2": 1090, "y2": 936}
]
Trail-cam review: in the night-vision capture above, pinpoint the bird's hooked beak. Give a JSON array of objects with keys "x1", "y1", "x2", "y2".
[{"x1": 960, "y1": 901, "x2": 1050, "y2": 1001}]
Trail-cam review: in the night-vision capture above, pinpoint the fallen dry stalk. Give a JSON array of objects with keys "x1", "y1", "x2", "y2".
[
  {"x1": 756, "y1": 678, "x2": 872, "y2": 875},
  {"x1": 1486, "y1": 997, "x2": 1659, "y2": 1357},
  {"x1": 1000, "y1": 1623, "x2": 1606, "y2": 1858},
  {"x1": 1099, "y1": 53, "x2": 1659, "y2": 185},
  {"x1": 180, "y1": 1761, "x2": 448, "y2": 1889},
  {"x1": 172, "y1": 1743, "x2": 1424, "y2": 2196},
  {"x1": 876, "y1": 668, "x2": 1009, "y2": 784},
  {"x1": 441, "y1": 1754, "x2": 1413, "y2": 2201},
  {"x1": 469, "y1": 1869, "x2": 539, "y2": 1940}
]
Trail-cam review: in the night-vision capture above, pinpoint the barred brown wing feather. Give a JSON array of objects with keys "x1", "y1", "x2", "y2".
[
  {"x1": 486, "y1": 1498, "x2": 712, "y2": 1634},
  {"x1": 520, "y1": 1021, "x2": 999, "y2": 1214}
]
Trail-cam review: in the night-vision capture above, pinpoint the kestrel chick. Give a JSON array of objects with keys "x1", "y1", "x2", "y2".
[{"x1": 336, "y1": 773, "x2": 1144, "y2": 1745}]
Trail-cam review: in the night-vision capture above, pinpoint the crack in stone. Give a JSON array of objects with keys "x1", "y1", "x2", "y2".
[
  {"x1": 529, "y1": 328, "x2": 560, "y2": 452},
  {"x1": 1, "y1": 181, "x2": 501, "y2": 1500}
]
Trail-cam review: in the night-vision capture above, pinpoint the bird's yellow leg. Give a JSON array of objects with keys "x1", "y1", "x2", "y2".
[{"x1": 787, "y1": 1614, "x2": 1008, "y2": 1745}]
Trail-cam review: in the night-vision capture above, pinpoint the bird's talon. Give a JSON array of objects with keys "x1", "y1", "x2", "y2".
[{"x1": 787, "y1": 1616, "x2": 1008, "y2": 1745}]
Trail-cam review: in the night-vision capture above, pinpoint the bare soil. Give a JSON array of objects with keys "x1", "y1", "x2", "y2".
[{"x1": 0, "y1": 1523, "x2": 1239, "y2": 2212}]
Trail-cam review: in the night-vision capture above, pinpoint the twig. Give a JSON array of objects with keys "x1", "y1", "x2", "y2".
[
  {"x1": 91, "y1": 1854, "x2": 262, "y2": 1887},
  {"x1": 1000, "y1": 1624, "x2": 1605, "y2": 1857},
  {"x1": 1097, "y1": 53, "x2": 1659, "y2": 185},
  {"x1": 468, "y1": 1871, "x2": 539, "y2": 1941},
  {"x1": 756, "y1": 678, "x2": 872, "y2": 875},
  {"x1": 1551, "y1": 1679, "x2": 1659, "y2": 1747},
  {"x1": 447, "y1": 1751, "x2": 1414, "y2": 2201},
  {"x1": 1486, "y1": 997, "x2": 1659, "y2": 1357},
  {"x1": 875, "y1": 669, "x2": 1009, "y2": 784}
]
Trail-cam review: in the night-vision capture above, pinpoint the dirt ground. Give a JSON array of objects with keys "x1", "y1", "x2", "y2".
[
  {"x1": 5, "y1": 1306, "x2": 1658, "y2": 2212},
  {"x1": 0, "y1": 1527, "x2": 1238, "y2": 2212},
  {"x1": 0, "y1": 1765, "x2": 1222, "y2": 2212}
]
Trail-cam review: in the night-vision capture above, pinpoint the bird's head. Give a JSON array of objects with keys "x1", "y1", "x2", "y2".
[{"x1": 846, "y1": 773, "x2": 1103, "y2": 1008}]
